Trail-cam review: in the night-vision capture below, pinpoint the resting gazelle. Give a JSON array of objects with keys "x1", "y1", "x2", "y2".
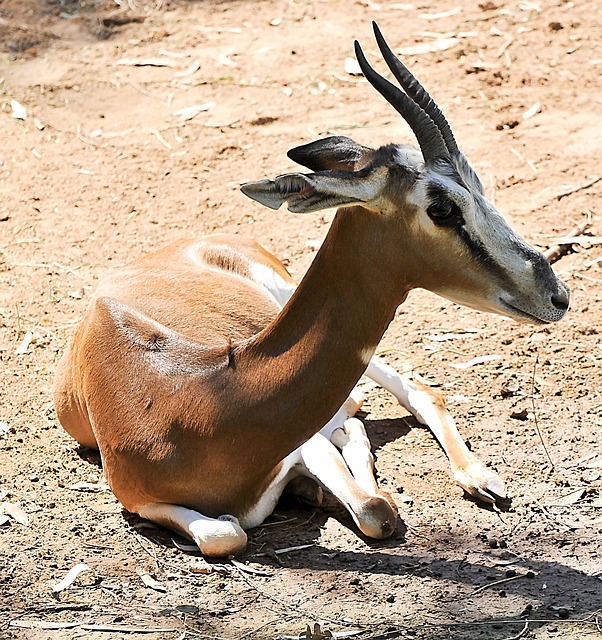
[{"x1": 54, "y1": 24, "x2": 569, "y2": 556}]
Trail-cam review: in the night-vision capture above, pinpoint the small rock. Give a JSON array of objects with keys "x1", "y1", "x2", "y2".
[{"x1": 510, "y1": 408, "x2": 529, "y2": 421}]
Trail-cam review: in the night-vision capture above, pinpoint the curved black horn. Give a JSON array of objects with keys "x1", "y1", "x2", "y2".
[
  {"x1": 372, "y1": 22, "x2": 459, "y2": 156},
  {"x1": 354, "y1": 40, "x2": 449, "y2": 163}
]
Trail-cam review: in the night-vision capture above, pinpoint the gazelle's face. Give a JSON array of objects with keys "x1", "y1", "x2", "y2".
[{"x1": 399, "y1": 152, "x2": 569, "y2": 323}]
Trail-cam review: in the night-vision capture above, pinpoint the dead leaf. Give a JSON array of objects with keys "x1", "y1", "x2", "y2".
[
  {"x1": 344, "y1": 57, "x2": 363, "y2": 75},
  {"x1": 52, "y1": 563, "x2": 92, "y2": 592},
  {"x1": 67, "y1": 481, "x2": 110, "y2": 492},
  {"x1": 420, "y1": 7, "x2": 461, "y2": 19},
  {"x1": 450, "y1": 354, "x2": 501, "y2": 369},
  {"x1": 137, "y1": 568, "x2": 168, "y2": 592},
  {"x1": 217, "y1": 54, "x2": 237, "y2": 68},
  {"x1": 172, "y1": 538, "x2": 199, "y2": 552},
  {"x1": 427, "y1": 330, "x2": 479, "y2": 341},
  {"x1": 2, "y1": 501, "x2": 29, "y2": 526},
  {"x1": 557, "y1": 489, "x2": 586, "y2": 506},
  {"x1": 398, "y1": 38, "x2": 458, "y2": 55},
  {"x1": 230, "y1": 559, "x2": 273, "y2": 576},
  {"x1": 158, "y1": 49, "x2": 188, "y2": 59},
  {"x1": 81, "y1": 624, "x2": 178, "y2": 633},
  {"x1": 510, "y1": 408, "x2": 529, "y2": 420},
  {"x1": 10, "y1": 621, "x2": 81, "y2": 631},
  {"x1": 174, "y1": 60, "x2": 201, "y2": 78},
  {"x1": 522, "y1": 102, "x2": 542, "y2": 119},
  {"x1": 273, "y1": 543, "x2": 314, "y2": 554},
  {"x1": 15, "y1": 331, "x2": 33, "y2": 355},
  {"x1": 173, "y1": 102, "x2": 215, "y2": 121},
  {"x1": 11, "y1": 99, "x2": 27, "y2": 120}
]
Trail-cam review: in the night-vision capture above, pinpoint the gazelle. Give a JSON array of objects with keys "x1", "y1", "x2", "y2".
[{"x1": 54, "y1": 23, "x2": 569, "y2": 557}]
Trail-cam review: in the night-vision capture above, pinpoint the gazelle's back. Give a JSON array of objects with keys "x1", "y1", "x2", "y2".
[
  {"x1": 95, "y1": 236, "x2": 288, "y2": 344},
  {"x1": 53, "y1": 235, "x2": 291, "y2": 451}
]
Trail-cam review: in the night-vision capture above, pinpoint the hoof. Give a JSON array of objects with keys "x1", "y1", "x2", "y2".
[
  {"x1": 454, "y1": 462, "x2": 507, "y2": 505},
  {"x1": 355, "y1": 494, "x2": 398, "y2": 539}
]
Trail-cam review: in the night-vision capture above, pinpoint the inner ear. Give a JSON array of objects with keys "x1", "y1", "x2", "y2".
[
  {"x1": 288, "y1": 136, "x2": 374, "y2": 171},
  {"x1": 241, "y1": 166, "x2": 389, "y2": 214}
]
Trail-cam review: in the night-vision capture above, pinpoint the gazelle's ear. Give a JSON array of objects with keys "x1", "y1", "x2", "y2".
[
  {"x1": 288, "y1": 136, "x2": 374, "y2": 171},
  {"x1": 240, "y1": 167, "x2": 387, "y2": 214}
]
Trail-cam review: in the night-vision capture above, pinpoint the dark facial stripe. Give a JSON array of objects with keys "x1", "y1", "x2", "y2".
[{"x1": 458, "y1": 225, "x2": 498, "y2": 267}]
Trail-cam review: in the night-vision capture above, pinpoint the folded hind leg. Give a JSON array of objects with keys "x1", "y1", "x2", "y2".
[{"x1": 137, "y1": 503, "x2": 247, "y2": 557}]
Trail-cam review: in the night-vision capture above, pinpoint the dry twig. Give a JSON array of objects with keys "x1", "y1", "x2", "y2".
[
  {"x1": 530, "y1": 353, "x2": 554, "y2": 470},
  {"x1": 556, "y1": 176, "x2": 600, "y2": 200},
  {"x1": 544, "y1": 218, "x2": 592, "y2": 263},
  {"x1": 502, "y1": 621, "x2": 530, "y2": 640},
  {"x1": 472, "y1": 572, "x2": 529, "y2": 595}
]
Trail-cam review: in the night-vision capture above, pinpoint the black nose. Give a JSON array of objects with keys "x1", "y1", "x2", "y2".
[{"x1": 551, "y1": 288, "x2": 570, "y2": 311}]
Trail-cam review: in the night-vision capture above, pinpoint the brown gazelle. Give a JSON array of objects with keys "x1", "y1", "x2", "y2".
[{"x1": 54, "y1": 23, "x2": 569, "y2": 556}]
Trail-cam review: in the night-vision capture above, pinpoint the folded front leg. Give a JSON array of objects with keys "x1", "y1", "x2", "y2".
[
  {"x1": 300, "y1": 433, "x2": 398, "y2": 539},
  {"x1": 330, "y1": 417, "x2": 379, "y2": 495},
  {"x1": 365, "y1": 358, "x2": 506, "y2": 504}
]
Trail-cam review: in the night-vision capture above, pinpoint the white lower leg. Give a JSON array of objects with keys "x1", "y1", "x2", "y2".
[
  {"x1": 365, "y1": 358, "x2": 506, "y2": 503},
  {"x1": 366, "y1": 359, "x2": 477, "y2": 468},
  {"x1": 331, "y1": 417, "x2": 379, "y2": 495},
  {"x1": 137, "y1": 503, "x2": 248, "y2": 557},
  {"x1": 300, "y1": 433, "x2": 397, "y2": 539},
  {"x1": 319, "y1": 389, "x2": 365, "y2": 441}
]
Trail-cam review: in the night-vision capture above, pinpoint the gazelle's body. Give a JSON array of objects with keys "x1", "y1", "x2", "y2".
[{"x1": 55, "y1": 24, "x2": 569, "y2": 556}]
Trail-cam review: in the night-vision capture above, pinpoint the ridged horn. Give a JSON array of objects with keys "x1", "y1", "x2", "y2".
[
  {"x1": 354, "y1": 40, "x2": 449, "y2": 164},
  {"x1": 372, "y1": 22, "x2": 459, "y2": 156}
]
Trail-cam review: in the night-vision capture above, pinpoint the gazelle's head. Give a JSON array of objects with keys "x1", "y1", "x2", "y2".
[{"x1": 242, "y1": 23, "x2": 569, "y2": 324}]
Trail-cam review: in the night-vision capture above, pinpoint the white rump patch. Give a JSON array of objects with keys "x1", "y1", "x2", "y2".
[
  {"x1": 249, "y1": 263, "x2": 296, "y2": 309},
  {"x1": 186, "y1": 242, "x2": 295, "y2": 310}
]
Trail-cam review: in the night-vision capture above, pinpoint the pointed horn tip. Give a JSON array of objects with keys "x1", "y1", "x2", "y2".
[{"x1": 353, "y1": 39, "x2": 369, "y2": 68}]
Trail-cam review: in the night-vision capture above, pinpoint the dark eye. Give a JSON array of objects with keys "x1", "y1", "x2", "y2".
[{"x1": 426, "y1": 199, "x2": 461, "y2": 226}]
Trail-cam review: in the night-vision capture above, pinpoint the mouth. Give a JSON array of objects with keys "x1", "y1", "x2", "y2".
[{"x1": 499, "y1": 299, "x2": 551, "y2": 325}]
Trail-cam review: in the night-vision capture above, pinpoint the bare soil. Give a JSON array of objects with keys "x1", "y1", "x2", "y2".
[{"x1": 1, "y1": 1, "x2": 601, "y2": 639}]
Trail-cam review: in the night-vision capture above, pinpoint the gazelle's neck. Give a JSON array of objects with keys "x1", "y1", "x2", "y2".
[{"x1": 238, "y1": 206, "x2": 410, "y2": 453}]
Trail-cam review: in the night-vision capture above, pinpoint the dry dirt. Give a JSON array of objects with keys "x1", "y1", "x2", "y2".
[{"x1": 1, "y1": 1, "x2": 601, "y2": 639}]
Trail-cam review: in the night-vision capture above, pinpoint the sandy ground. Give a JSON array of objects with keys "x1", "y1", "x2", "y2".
[{"x1": 1, "y1": 1, "x2": 601, "y2": 639}]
